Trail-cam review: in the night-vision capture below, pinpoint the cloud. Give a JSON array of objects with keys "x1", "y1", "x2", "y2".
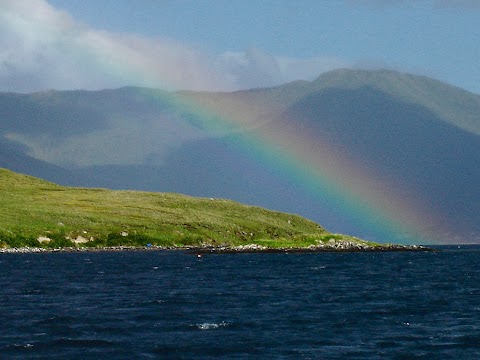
[
  {"x1": 218, "y1": 48, "x2": 350, "y2": 89},
  {"x1": 218, "y1": 48, "x2": 284, "y2": 89},
  {"x1": 0, "y1": 0, "x2": 229, "y2": 92},
  {"x1": 0, "y1": 0, "x2": 349, "y2": 93},
  {"x1": 276, "y1": 55, "x2": 352, "y2": 84}
]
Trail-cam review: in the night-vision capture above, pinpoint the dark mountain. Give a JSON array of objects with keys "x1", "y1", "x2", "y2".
[
  {"x1": 0, "y1": 137, "x2": 89, "y2": 186},
  {"x1": 275, "y1": 85, "x2": 480, "y2": 235},
  {"x1": 1, "y1": 69, "x2": 479, "y2": 243}
]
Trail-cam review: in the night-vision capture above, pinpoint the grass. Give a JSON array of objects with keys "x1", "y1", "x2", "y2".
[{"x1": 0, "y1": 168, "x2": 369, "y2": 249}]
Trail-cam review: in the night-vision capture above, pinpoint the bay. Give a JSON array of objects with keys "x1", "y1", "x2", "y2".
[{"x1": 1, "y1": 246, "x2": 480, "y2": 359}]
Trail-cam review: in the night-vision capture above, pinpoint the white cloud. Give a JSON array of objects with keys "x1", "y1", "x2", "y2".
[
  {"x1": 218, "y1": 47, "x2": 284, "y2": 89},
  {"x1": 217, "y1": 48, "x2": 350, "y2": 89},
  {"x1": 276, "y1": 55, "x2": 352, "y2": 84},
  {"x1": 0, "y1": 0, "x2": 228, "y2": 92},
  {"x1": 0, "y1": 0, "x2": 349, "y2": 93}
]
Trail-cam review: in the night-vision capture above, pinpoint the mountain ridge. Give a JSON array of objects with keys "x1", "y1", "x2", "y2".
[{"x1": 1, "y1": 69, "x2": 479, "y2": 243}]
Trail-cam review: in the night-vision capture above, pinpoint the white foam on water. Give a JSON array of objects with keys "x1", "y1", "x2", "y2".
[{"x1": 195, "y1": 321, "x2": 229, "y2": 330}]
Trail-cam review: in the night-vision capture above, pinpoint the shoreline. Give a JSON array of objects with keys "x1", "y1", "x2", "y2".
[{"x1": 0, "y1": 243, "x2": 433, "y2": 254}]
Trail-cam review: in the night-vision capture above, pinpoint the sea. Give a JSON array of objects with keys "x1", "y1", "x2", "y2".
[{"x1": 1, "y1": 246, "x2": 480, "y2": 359}]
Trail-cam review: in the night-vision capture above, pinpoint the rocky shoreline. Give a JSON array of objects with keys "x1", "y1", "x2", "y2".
[
  {"x1": 0, "y1": 245, "x2": 171, "y2": 254},
  {"x1": 0, "y1": 242, "x2": 433, "y2": 254},
  {"x1": 193, "y1": 243, "x2": 433, "y2": 254}
]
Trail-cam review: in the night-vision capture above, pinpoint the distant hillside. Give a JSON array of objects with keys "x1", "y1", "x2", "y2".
[
  {"x1": 310, "y1": 69, "x2": 480, "y2": 135},
  {"x1": 1, "y1": 69, "x2": 479, "y2": 243},
  {"x1": 273, "y1": 84, "x2": 480, "y2": 236}
]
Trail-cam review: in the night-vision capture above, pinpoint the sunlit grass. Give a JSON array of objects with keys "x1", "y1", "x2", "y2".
[{"x1": 0, "y1": 168, "x2": 365, "y2": 249}]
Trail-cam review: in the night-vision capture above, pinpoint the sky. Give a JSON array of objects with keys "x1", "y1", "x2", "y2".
[{"x1": 0, "y1": 0, "x2": 479, "y2": 94}]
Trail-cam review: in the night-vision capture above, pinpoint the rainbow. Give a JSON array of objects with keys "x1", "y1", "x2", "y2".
[
  {"x1": 68, "y1": 62, "x2": 453, "y2": 243},
  {"x1": 132, "y1": 87, "x2": 448, "y2": 244},
  {"x1": 11, "y1": 1, "x2": 450, "y2": 243}
]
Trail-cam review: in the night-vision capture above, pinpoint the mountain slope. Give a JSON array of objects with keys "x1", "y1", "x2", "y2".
[
  {"x1": 273, "y1": 85, "x2": 480, "y2": 235},
  {"x1": 1, "y1": 69, "x2": 479, "y2": 243},
  {"x1": 310, "y1": 69, "x2": 480, "y2": 135}
]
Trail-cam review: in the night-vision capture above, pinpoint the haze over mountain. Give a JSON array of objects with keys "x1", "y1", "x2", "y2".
[{"x1": 1, "y1": 69, "x2": 479, "y2": 244}]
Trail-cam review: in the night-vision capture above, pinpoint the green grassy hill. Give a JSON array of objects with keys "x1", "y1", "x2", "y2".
[{"x1": 0, "y1": 168, "x2": 365, "y2": 249}]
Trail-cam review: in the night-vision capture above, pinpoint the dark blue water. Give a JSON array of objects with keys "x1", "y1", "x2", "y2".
[{"x1": 1, "y1": 246, "x2": 480, "y2": 359}]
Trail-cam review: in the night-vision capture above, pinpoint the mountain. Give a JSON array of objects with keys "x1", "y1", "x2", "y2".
[
  {"x1": 1, "y1": 69, "x2": 479, "y2": 243},
  {"x1": 0, "y1": 135, "x2": 90, "y2": 186}
]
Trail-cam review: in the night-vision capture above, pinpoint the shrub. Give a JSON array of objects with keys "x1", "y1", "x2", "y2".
[{"x1": 0, "y1": 233, "x2": 40, "y2": 248}]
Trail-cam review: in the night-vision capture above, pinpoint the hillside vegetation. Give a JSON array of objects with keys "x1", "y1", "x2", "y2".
[{"x1": 0, "y1": 168, "x2": 364, "y2": 249}]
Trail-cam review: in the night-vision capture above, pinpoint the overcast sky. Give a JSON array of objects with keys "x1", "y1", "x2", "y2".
[{"x1": 1, "y1": 0, "x2": 479, "y2": 93}]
